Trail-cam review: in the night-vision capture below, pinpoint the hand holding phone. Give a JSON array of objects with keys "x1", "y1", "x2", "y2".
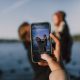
[{"x1": 38, "y1": 33, "x2": 61, "y2": 66}]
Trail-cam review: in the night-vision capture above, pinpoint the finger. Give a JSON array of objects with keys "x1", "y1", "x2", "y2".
[
  {"x1": 50, "y1": 33, "x2": 60, "y2": 61},
  {"x1": 50, "y1": 33, "x2": 60, "y2": 51},
  {"x1": 54, "y1": 50, "x2": 60, "y2": 62},
  {"x1": 41, "y1": 54, "x2": 52, "y2": 62},
  {"x1": 41, "y1": 54, "x2": 61, "y2": 71},
  {"x1": 38, "y1": 62, "x2": 48, "y2": 66}
]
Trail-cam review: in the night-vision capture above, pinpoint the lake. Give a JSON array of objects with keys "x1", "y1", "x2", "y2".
[{"x1": 0, "y1": 42, "x2": 80, "y2": 80}]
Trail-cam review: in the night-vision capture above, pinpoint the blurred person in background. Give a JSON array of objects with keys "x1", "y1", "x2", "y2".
[
  {"x1": 18, "y1": 22, "x2": 50, "y2": 80},
  {"x1": 52, "y1": 11, "x2": 73, "y2": 64}
]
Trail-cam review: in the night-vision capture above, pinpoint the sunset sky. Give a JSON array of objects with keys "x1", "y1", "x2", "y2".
[{"x1": 0, "y1": 0, "x2": 80, "y2": 39}]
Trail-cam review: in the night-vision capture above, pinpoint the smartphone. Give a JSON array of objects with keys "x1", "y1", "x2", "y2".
[{"x1": 31, "y1": 22, "x2": 52, "y2": 63}]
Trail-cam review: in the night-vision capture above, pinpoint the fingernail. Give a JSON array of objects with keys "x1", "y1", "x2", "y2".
[
  {"x1": 41, "y1": 54, "x2": 45, "y2": 59},
  {"x1": 50, "y1": 33, "x2": 53, "y2": 37},
  {"x1": 41, "y1": 54, "x2": 44, "y2": 58},
  {"x1": 50, "y1": 33, "x2": 52, "y2": 36}
]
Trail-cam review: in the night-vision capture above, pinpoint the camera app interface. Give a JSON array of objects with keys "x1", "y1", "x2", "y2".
[{"x1": 31, "y1": 23, "x2": 51, "y2": 61}]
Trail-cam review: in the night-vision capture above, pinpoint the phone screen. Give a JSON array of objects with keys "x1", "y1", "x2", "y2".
[{"x1": 31, "y1": 22, "x2": 52, "y2": 62}]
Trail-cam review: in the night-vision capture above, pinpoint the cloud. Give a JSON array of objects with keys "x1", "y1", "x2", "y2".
[{"x1": 0, "y1": 0, "x2": 30, "y2": 15}]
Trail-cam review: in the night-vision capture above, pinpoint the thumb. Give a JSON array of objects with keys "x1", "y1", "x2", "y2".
[
  {"x1": 41, "y1": 54, "x2": 61, "y2": 71},
  {"x1": 41, "y1": 53, "x2": 52, "y2": 62}
]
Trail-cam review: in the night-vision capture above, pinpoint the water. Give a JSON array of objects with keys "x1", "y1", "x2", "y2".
[
  {"x1": 0, "y1": 43, "x2": 34, "y2": 80},
  {"x1": 0, "y1": 42, "x2": 80, "y2": 80},
  {"x1": 66, "y1": 42, "x2": 80, "y2": 77}
]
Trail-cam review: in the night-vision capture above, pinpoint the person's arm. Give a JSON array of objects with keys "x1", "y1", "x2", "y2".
[
  {"x1": 41, "y1": 53, "x2": 69, "y2": 80},
  {"x1": 40, "y1": 34, "x2": 69, "y2": 80},
  {"x1": 49, "y1": 69, "x2": 68, "y2": 80}
]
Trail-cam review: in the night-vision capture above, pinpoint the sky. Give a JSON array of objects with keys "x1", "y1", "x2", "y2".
[{"x1": 0, "y1": 0, "x2": 80, "y2": 39}]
